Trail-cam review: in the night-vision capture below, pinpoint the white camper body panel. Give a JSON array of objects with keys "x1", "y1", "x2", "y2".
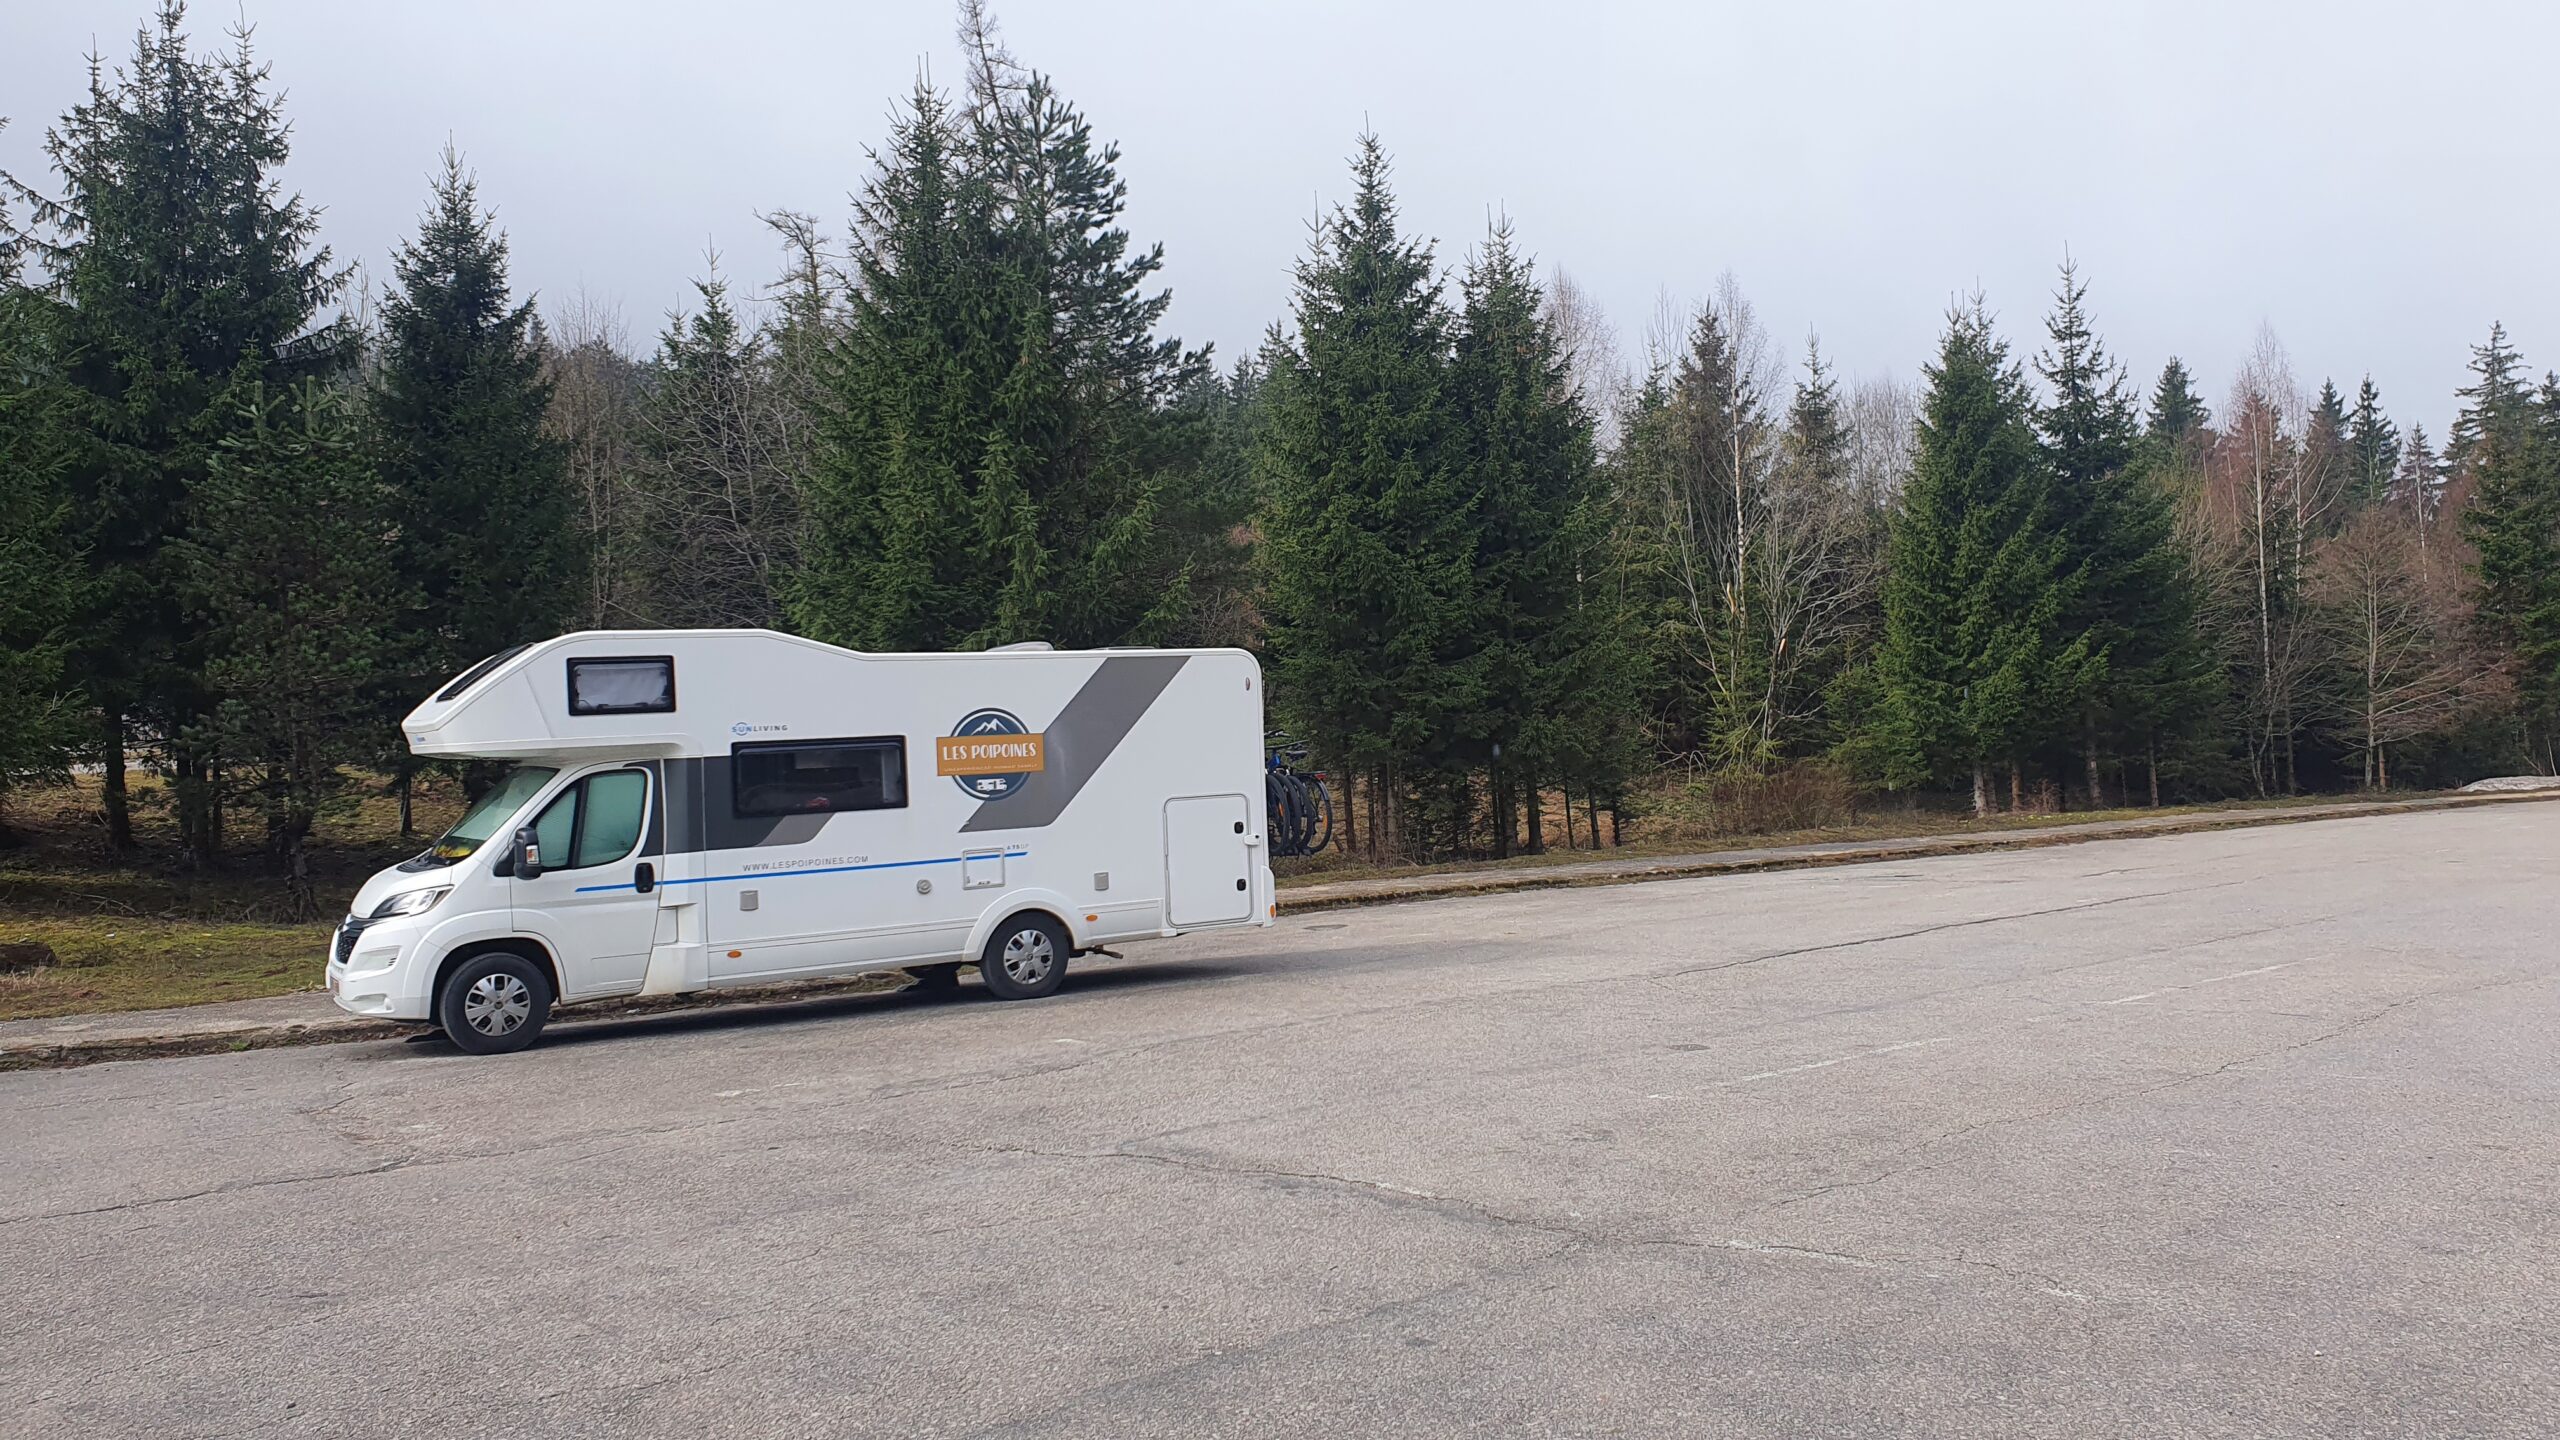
[{"x1": 332, "y1": 632, "x2": 1272, "y2": 1025}]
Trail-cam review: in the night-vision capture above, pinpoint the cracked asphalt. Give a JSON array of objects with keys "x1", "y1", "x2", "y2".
[{"x1": 7, "y1": 804, "x2": 2559, "y2": 1438}]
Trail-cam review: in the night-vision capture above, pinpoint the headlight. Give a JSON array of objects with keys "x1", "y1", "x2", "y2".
[{"x1": 371, "y1": 887, "x2": 451, "y2": 919}]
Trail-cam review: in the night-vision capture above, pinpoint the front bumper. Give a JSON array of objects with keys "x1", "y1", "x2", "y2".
[{"x1": 324, "y1": 914, "x2": 432, "y2": 1020}]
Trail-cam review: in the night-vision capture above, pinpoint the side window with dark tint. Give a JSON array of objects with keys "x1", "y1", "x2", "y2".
[
  {"x1": 733, "y1": 739, "x2": 907, "y2": 817},
  {"x1": 567, "y1": 656, "x2": 675, "y2": 715}
]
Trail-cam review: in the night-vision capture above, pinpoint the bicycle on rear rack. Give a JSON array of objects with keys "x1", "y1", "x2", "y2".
[{"x1": 1264, "y1": 736, "x2": 1333, "y2": 858}]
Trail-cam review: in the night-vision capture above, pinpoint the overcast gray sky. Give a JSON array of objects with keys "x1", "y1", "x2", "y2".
[{"x1": 5, "y1": 0, "x2": 2551, "y2": 436}]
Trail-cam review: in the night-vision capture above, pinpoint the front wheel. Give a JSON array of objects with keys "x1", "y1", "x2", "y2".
[
  {"x1": 436, "y1": 952, "x2": 553, "y2": 1055},
  {"x1": 977, "y1": 914, "x2": 1069, "y2": 1001}
]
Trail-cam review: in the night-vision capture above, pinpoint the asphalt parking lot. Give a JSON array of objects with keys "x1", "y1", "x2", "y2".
[{"x1": 6, "y1": 804, "x2": 2558, "y2": 1438}]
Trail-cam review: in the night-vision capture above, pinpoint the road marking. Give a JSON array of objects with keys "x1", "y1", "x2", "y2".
[
  {"x1": 2197, "y1": 961, "x2": 2295, "y2": 986},
  {"x1": 2101, "y1": 961, "x2": 2295, "y2": 1006},
  {"x1": 1728, "y1": 1036, "x2": 1951, "y2": 1085}
]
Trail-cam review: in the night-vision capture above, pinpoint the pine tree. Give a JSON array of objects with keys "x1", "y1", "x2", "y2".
[
  {"x1": 14, "y1": 3, "x2": 347, "y2": 853},
  {"x1": 1256, "y1": 134, "x2": 1475, "y2": 858},
  {"x1": 2347, "y1": 376, "x2": 2401, "y2": 507},
  {"x1": 175, "y1": 381, "x2": 398, "y2": 911},
  {"x1": 1873, "y1": 299, "x2": 2092, "y2": 815},
  {"x1": 375, "y1": 148, "x2": 578, "y2": 690},
  {"x1": 1448, "y1": 221, "x2": 1634, "y2": 855}
]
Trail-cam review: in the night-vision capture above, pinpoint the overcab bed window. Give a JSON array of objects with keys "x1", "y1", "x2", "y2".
[
  {"x1": 732, "y1": 738, "x2": 908, "y2": 817},
  {"x1": 567, "y1": 656, "x2": 676, "y2": 716}
]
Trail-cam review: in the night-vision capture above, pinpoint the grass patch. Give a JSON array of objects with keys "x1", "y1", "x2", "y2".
[
  {"x1": 0, "y1": 769, "x2": 458, "y2": 1021},
  {"x1": 0, "y1": 914, "x2": 328, "y2": 1019}
]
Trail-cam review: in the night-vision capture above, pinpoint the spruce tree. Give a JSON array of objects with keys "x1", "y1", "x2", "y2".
[
  {"x1": 1873, "y1": 300, "x2": 2092, "y2": 814},
  {"x1": 1644, "y1": 297, "x2": 1784, "y2": 768},
  {"x1": 1160, "y1": 358, "x2": 1265, "y2": 646},
  {"x1": 794, "y1": 59, "x2": 1204, "y2": 653},
  {"x1": 2453, "y1": 324, "x2": 2560, "y2": 760},
  {"x1": 176, "y1": 381, "x2": 398, "y2": 909},
  {"x1": 375, "y1": 149, "x2": 577, "y2": 688},
  {"x1": 2303, "y1": 379, "x2": 2353, "y2": 533},
  {"x1": 1256, "y1": 134, "x2": 1474, "y2": 857},
  {"x1": 2347, "y1": 376, "x2": 2401, "y2": 507},
  {"x1": 2143, "y1": 357, "x2": 2213, "y2": 474},
  {"x1": 1448, "y1": 221, "x2": 1633, "y2": 853},
  {"x1": 16, "y1": 2, "x2": 346, "y2": 852},
  {"x1": 2034, "y1": 262, "x2": 2193, "y2": 805},
  {"x1": 0, "y1": 218, "x2": 82, "y2": 822}
]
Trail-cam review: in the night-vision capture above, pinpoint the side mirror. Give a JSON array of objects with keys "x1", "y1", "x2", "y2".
[{"x1": 511, "y1": 824, "x2": 545, "y2": 880}]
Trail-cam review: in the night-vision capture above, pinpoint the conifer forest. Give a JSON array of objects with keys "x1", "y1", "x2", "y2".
[{"x1": 4, "y1": 2, "x2": 2558, "y2": 884}]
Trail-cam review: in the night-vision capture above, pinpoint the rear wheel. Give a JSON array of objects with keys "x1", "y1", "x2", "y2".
[
  {"x1": 436, "y1": 952, "x2": 553, "y2": 1055},
  {"x1": 977, "y1": 914, "x2": 1069, "y2": 1001}
]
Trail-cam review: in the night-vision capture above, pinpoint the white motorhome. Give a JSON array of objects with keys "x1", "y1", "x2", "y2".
[{"x1": 326, "y1": 631, "x2": 1276, "y2": 1054}]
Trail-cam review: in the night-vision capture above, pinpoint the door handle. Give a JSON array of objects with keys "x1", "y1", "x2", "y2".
[{"x1": 633, "y1": 862, "x2": 656, "y2": 895}]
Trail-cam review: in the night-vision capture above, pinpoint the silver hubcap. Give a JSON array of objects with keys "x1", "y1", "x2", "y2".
[
  {"x1": 1000, "y1": 928, "x2": 1055, "y2": 985},
  {"x1": 463, "y1": 973, "x2": 534, "y2": 1035}
]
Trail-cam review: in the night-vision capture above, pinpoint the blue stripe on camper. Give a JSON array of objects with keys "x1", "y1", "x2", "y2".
[{"x1": 572, "y1": 849, "x2": 1029, "y2": 894}]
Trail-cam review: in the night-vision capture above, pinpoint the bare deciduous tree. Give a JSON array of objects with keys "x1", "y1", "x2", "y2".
[
  {"x1": 1543, "y1": 265, "x2": 1628, "y2": 442},
  {"x1": 2308, "y1": 508, "x2": 2501, "y2": 787},
  {"x1": 1845, "y1": 374, "x2": 1917, "y2": 507},
  {"x1": 542, "y1": 290, "x2": 645, "y2": 628}
]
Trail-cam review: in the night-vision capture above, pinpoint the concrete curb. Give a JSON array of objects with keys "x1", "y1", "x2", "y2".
[
  {"x1": 0, "y1": 972, "x2": 908, "y2": 1072},
  {"x1": 1273, "y1": 789, "x2": 2560, "y2": 912},
  {"x1": 6, "y1": 789, "x2": 2551, "y2": 1071}
]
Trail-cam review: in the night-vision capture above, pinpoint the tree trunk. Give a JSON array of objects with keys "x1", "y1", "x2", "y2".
[
  {"x1": 2147, "y1": 736, "x2": 2161, "y2": 808},
  {"x1": 100, "y1": 714, "x2": 133, "y2": 851},
  {"x1": 2009, "y1": 763, "x2": 2024, "y2": 814},
  {"x1": 1971, "y1": 761, "x2": 1990, "y2": 820},
  {"x1": 1561, "y1": 788, "x2": 1577, "y2": 850},
  {"x1": 1587, "y1": 795, "x2": 1602, "y2": 850},
  {"x1": 2084, "y1": 719, "x2": 2104, "y2": 810},
  {"x1": 1608, "y1": 804, "x2": 1623, "y2": 847},
  {"x1": 1525, "y1": 783, "x2": 1545, "y2": 854},
  {"x1": 397, "y1": 769, "x2": 415, "y2": 839},
  {"x1": 1491, "y1": 770, "x2": 1510, "y2": 860}
]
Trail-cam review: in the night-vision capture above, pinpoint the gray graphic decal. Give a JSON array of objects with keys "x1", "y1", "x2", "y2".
[{"x1": 959, "y1": 654, "x2": 1189, "y2": 832}]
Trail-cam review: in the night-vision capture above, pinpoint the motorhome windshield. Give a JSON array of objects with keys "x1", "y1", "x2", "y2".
[{"x1": 425, "y1": 766, "x2": 559, "y2": 862}]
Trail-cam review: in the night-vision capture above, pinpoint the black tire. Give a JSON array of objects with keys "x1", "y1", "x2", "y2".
[
  {"x1": 977, "y1": 913, "x2": 1070, "y2": 1001},
  {"x1": 436, "y1": 951, "x2": 553, "y2": 1055},
  {"x1": 907, "y1": 962, "x2": 964, "y2": 995}
]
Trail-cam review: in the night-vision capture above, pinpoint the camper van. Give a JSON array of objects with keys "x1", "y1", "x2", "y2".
[{"x1": 326, "y1": 631, "x2": 1276, "y2": 1054}]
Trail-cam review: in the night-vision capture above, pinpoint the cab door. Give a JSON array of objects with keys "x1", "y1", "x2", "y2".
[{"x1": 508, "y1": 766, "x2": 664, "y2": 999}]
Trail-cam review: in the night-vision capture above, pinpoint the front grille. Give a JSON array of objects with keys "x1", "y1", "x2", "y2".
[{"x1": 332, "y1": 916, "x2": 371, "y2": 966}]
